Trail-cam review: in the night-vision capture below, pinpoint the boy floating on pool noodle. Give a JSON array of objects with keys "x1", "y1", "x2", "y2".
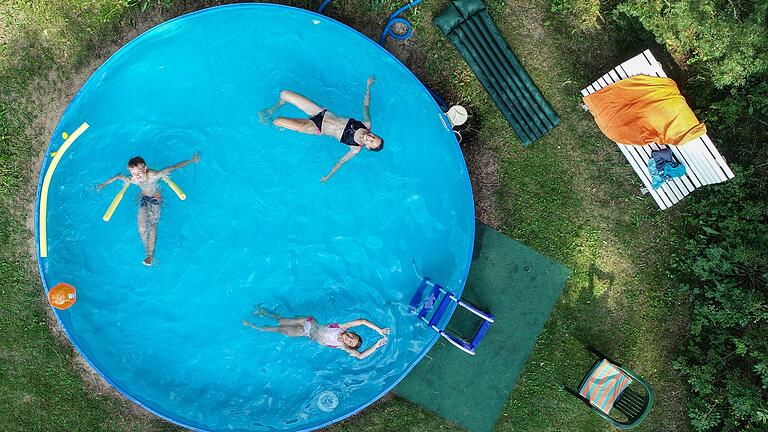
[
  {"x1": 242, "y1": 306, "x2": 390, "y2": 360},
  {"x1": 96, "y1": 153, "x2": 200, "y2": 266},
  {"x1": 261, "y1": 76, "x2": 383, "y2": 182}
]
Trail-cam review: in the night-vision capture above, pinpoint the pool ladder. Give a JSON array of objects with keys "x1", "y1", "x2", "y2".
[{"x1": 409, "y1": 277, "x2": 494, "y2": 355}]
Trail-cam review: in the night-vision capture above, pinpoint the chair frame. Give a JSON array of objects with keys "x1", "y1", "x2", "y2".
[{"x1": 563, "y1": 346, "x2": 655, "y2": 429}]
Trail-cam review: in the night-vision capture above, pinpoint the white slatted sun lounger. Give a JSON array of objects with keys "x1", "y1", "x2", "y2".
[{"x1": 580, "y1": 50, "x2": 735, "y2": 210}]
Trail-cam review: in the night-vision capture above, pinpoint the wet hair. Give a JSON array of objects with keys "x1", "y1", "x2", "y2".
[
  {"x1": 128, "y1": 156, "x2": 146, "y2": 168},
  {"x1": 369, "y1": 138, "x2": 383, "y2": 152},
  {"x1": 349, "y1": 332, "x2": 363, "y2": 350}
]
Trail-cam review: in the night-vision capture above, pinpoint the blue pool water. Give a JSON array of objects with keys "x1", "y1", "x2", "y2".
[{"x1": 36, "y1": 4, "x2": 474, "y2": 431}]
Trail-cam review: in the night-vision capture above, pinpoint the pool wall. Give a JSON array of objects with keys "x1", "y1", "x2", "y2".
[{"x1": 34, "y1": 4, "x2": 474, "y2": 431}]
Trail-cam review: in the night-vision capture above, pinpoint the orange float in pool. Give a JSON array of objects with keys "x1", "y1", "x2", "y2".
[{"x1": 49, "y1": 283, "x2": 76, "y2": 310}]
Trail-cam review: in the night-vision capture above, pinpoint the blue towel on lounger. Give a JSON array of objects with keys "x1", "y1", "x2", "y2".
[{"x1": 648, "y1": 148, "x2": 686, "y2": 189}]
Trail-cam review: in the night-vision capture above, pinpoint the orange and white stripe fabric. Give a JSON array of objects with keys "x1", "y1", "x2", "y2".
[{"x1": 579, "y1": 359, "x2": 633, "y2": 414}]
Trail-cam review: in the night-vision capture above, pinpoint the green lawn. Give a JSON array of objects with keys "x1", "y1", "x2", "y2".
[{"x1": 0, "y1": 1, "x2": 690, "y2": 431}]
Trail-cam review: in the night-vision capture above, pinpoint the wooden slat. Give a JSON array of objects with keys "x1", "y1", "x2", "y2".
[
  {"x1": 617, "y1": 145, "x2": 671, "y2": 209},
  {"x1": 616, "y1": 65, "x2": 629, "y2": 79},
  {"x1": 701, "y1": 134, "x2": 735, "y2": 179},
  {"x1": 618, "y1": 54, "x2": 654, "y2": 76},
  {"x1": 642, "y1": 51, "x2": 667, "y2": 76},
  {"x1": 667, "y1": 146, "x2": 703, "y2": 188},
  {"x1": 690, "y1": 138, "x2": 732, "y2": 182},
  {"x1": 674, "y1": 141, "x2": 715, "y2": 184},
  {"x1": 682, "y1": 140, "x2": 728, "y2": 184}
]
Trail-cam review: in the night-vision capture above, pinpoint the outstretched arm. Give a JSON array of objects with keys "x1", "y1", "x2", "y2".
[
  {"x1": 157, "y1": 153, "x2": 200, "y2": 176},
  {"x1": 96, "y1": 174, "x2": 129, "y2": 190},
  {"x1": 362, "y1": 76, "x2": 374, "y2": 128},
  {"x1": 320, "y1": 149, "x2": 359, "y2": 183},
  {"x1": 341, "y1": 318, "x2": 390, "y2": 335},
  {"x1": 342, "y1": 337, "x2": 388, "y2": 360}
]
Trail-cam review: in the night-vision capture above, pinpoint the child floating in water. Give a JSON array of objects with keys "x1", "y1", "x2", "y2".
[
  {"x1": 242, "y1": 306, "x2": 390, "y2": 359},
  {"x1": 97, "y1": 153, "x2": 200, "y2": 266},
  {"x1": 261, "y1": 76, "x2": 383, "y2": 183}
]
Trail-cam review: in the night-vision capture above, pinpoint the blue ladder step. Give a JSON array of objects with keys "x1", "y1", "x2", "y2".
[
  {"x1": 428, "y1": 291, "x2": 455, "y2": 328},
  {"x1": 411, "y1": 277, "x2": 495, "y2": 355}
]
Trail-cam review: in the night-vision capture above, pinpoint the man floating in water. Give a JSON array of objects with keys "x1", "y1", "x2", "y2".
[
  {"x1": 243, "y1": 306, "x2": 390, "y2": 359},
  {"x1": 261, "y1": 76, "x2": 383, "y2": 182},
  {"x1": 97, "y1": 153, "x2": 200, "y2": 266}
]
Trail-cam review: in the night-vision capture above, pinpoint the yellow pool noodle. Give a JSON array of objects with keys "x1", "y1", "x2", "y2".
[
  {"x1": 162, "y1": 177, "x2": 186, "y2": 200},
  {"x1": 39, "y1": 122, "x2": 89, "y2": 257},
  {"x1": 103, "y1": 182, "x2": 130, "y2": 222}
]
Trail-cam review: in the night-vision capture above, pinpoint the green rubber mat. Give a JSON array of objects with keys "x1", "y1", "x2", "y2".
[
  {"x1": 395, "y1": 222, "x2": 571, "y2": 431},
  {"x1": 433, "y1": 0, "x2": 559, "y2": 146}
]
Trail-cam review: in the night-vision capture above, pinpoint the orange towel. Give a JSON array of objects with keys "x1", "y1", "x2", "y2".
[{"x1": 583, "y1": 75, "x2": 706, "y2": 146}]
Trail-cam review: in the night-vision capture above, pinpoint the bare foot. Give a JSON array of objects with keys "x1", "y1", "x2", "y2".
[
  {"x1": 253, "y1": 306, "x2": 266, "y2": 317},
  {"x1": 242, "y1": 320, "x2": 259, "y2": 330},
  {"x1": 142, "y1": 256, "x2": 153, "y2": 266},
  {"x1": 258, "y1": 110, "x2": 270, "y2": 125},
  {"x1": 259, "y1": 105, "x2": 281, "y2": 124}
]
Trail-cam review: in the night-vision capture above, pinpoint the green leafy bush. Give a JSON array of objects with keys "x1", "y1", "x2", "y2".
[
  {"x1": 616, "y1": 0, "x2": 768, "y2": 88},
  {"x1": 671, "y1": 170, "x2": 768, "y2": 431},
  {"x1": 701, "y1": 80, "x2": 768, "y2": 175}
]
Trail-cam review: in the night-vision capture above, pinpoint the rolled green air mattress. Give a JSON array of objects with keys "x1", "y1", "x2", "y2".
[{"x1": 434, "y1": 0, "x2": 559, "y2": 146}]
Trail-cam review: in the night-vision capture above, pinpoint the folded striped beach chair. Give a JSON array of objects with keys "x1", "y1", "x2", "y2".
[
  {"x1": 581, "y1": 50, "x2": 734, "y2": 209},
  {"x1": 579, "y1": 359, "x2": 633, "y2": 414},
  {"x1": 564, "y1": 346, "x2": 654, "y2": 429}
]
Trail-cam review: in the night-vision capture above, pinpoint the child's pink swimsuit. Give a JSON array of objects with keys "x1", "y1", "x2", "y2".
[{"x1": 304, "y1": 317, "x2": 344, "y2": 348}]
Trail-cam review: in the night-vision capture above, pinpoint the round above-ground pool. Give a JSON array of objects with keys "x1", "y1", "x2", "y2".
[{"x1": 35, "y1": 4, "x2": 474, "y2": 431}]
